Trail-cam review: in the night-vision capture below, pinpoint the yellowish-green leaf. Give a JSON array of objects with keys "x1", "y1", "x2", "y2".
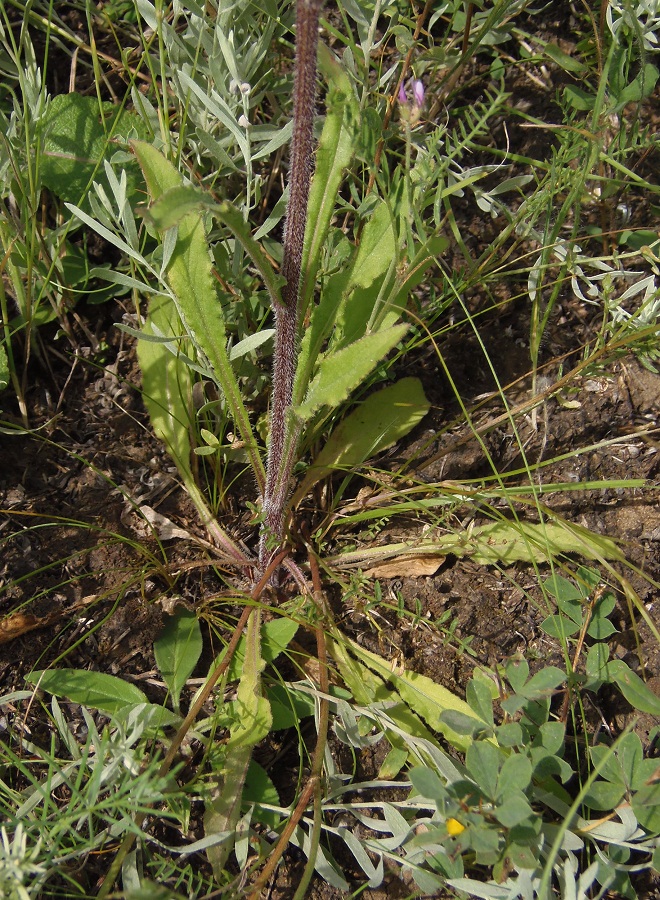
[
  {"x1": 347, "y1": 640, "x2": 491, "y2": 753},
  {"x1": 142, "y1": 183, "x2": 207, "y2": 229},
  {"x1": 138, "y1": 293, "x2": 194, "y2": 481},
  {"x1": 204, "y1": 611, "x2": 271, "y2": 877},
  {"x1": 295, "y1": 325, "x2": 408, "y2": 422},
  {"x1": 331, "y1": 520, "x2": 623, "y2": 570},
  {"x1": 300, "y1": 43, "x2": 359, "y2": 313},
  {"x1": 131, "y1": 140, "x2": 265, "y2": 489},
  {"x1": 349, "y1": 200, "x2": 395, "y2": 290},
  {"x1": 293, "y1": 377, "x2": 429, "y2": 503}
]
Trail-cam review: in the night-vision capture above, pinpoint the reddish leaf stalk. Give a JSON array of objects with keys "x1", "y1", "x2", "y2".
[{"x1": 260, "y1": 0, "x2": 322, "y2": 572}]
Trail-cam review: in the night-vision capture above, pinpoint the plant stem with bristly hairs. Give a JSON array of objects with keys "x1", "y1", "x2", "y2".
[{"x1": 259, "y1": 0, "x2": 322, "y2": 575}]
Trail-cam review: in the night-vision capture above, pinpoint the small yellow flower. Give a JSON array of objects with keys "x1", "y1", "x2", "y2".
[{"x1": 446, "y1": 818, "x2": 465, "y2": 836}]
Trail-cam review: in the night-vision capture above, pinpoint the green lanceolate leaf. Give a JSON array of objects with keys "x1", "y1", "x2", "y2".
[
  {"x1": 138, "y1": 292, "x2": 195, "y2": 484},
  {"x1": 299, "y1": 43, "x2": 359, "y2": 316},
  {"x1": 131, "y1": 140, "x2": 265, "y2": 490},
  {"x1": 28, "y1": 669, "x2": 147, "y2": 714},
  {"x1": 294, "y1": 324, "x2": 408, "y2": 422},
  {"x1": 154, "y1": 609, "x2": 203, "y2": 712},
  {"x1": 293, "y1": 266, "x2": 350, "y2": 408},
  {"x1": 346, "y1": 640, "x2": 492, "y2": 754},
  {"x1": 348, "y1": 199, "x2": 396, "y2": 291},
  {"x1": 204, "y1": 610, "x2": 272, "y2": 877},
  {"x1": 330, "y1": 520, "x2": 622, "y2": 570},
  {"x1": 293, "y1": 47, "x2": 360, "y2": 404},
  {"x1": 333, "y1": 199, "x2": 398, "y2": 351},
  {"x1": 142, "y1": 183, "x2": 208, "y2": 229},
  {"x1": 292, "y1": 377, "x2": 429, "y2": 503},
  {"x1": 138, "y1": 295, "x2": 243, "y2": 557},
  {"x1": 211, "y1": 200, "x2": 285, "y2": 310}
]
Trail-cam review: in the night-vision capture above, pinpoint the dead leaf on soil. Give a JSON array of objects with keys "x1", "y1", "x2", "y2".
[
  {"x1": 363, "y1": 553, "x2": 446, "y2": 578},
  {"x1": 139, "y1": 505, "x2": 198, "y2": 541},
  {"x1": 0, "y1": 612, "x2": 43, "y2": 644},
  {"x1": 0, "y1": 596, "x2": 98, "y2": 645}
]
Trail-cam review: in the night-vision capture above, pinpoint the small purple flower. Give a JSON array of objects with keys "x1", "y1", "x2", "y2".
[{"x1": 398, "y1": 78, "x2": 425, "y2": 122}]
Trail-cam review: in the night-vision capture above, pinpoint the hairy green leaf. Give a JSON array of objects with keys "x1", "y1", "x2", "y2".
[
  {"x1": 300, "y1": 43, "x2": 359, "y2": 314},
  {"x1": 293, "y1": 377, "x2": 429, "y2": 502},
  {"x1": 582, "y1": 780, "x2": 626, "y2": 811},
  {"x1": 333, "y1": 201, "x2": 397, "y2": 350},
  {"x1": 350, "y1": 200, "x2": 395, "y2": 291},
  {"x1": 495, "y1": 793, "x2": 534, "y2": 828},
  {"x1": 138, "y1": 293, "x2": 195, "y2": 483},
  {"x1": 143, "y1": 184, "x2": 208, "y2": 228},
  {"x1": 131, "y1": 141, "x2": 265, "y2": 489},
  {"x1": 137, "y1": 294, "x2": 243, "y2": 556},
  {"x1": 295, "y1": 325, "x2": 408, "y2": 422},
  {"x1": 204, "y1": 611, "x2": 271, "y2": 876}
]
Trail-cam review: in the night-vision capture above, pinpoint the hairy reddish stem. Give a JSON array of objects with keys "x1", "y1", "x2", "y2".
[{"x1": 260, "y1": 0, "x2": 322, "y2": 573}]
